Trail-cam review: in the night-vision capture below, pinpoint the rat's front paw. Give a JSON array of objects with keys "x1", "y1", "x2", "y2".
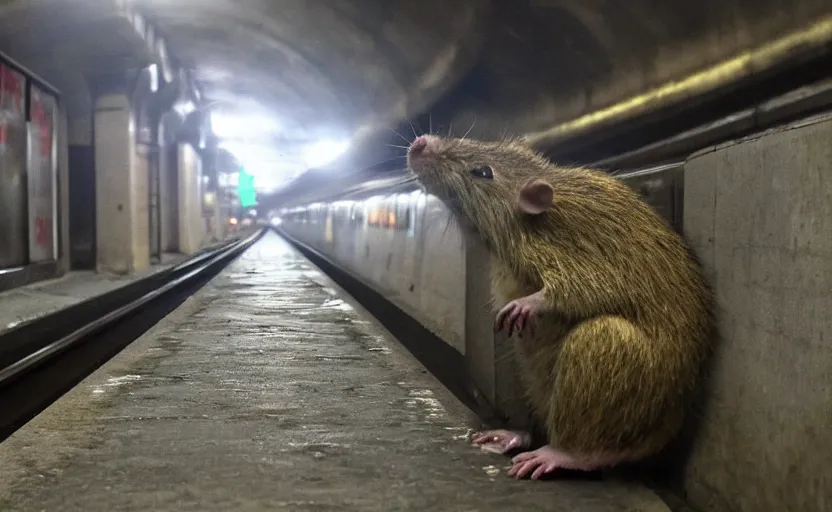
[{"x1": 494, "y1": 292, "x2": 545, "y2": 337}]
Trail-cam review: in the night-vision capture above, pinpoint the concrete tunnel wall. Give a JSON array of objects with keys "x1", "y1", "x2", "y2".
[{"x1": 680, "y1": 114, "x2": 832, "y2": 512}]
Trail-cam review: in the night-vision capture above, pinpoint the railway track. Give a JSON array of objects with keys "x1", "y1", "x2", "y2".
[{"x1": 0, "y1": 229, "x2": 265, "y2": 442}]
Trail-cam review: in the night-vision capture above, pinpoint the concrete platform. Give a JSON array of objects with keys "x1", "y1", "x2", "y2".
[
  {"x1": 0, "y1": 233, "x2": 670, "y2": 511},
  {"x1": 0, "y1": 253, "x2": 188, "y2": 332}
]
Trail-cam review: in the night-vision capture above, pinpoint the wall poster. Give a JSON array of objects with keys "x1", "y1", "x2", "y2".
[
  {"x1": 27, "y1": 84, "x2": 58, "y2": 262},
  {"x1": 0, "y1": 63, "x2": 27, "y2": 268}
]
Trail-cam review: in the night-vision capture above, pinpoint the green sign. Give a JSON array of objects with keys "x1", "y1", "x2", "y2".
[{"x1": 237, "y1": 167, "x2": 257, "y2": 207}]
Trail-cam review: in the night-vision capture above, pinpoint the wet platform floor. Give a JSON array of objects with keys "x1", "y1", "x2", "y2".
[{"x1": 0, "y1": 233, "x2": 669, "y2": 511}]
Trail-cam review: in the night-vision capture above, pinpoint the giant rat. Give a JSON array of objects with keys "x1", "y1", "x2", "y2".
[{"x1": 407, "y1": 134, "x2": 713, "y2": 480}]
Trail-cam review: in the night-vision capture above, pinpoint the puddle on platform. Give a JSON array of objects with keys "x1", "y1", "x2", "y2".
[{"x1": 91, "y1": 374, "x2": 143, "y2": 395}]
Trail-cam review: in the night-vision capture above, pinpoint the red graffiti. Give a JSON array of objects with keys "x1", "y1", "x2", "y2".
[
  {"x1": 1, "y1": 64, "x2": 22, "y2": 112},
  {"x1": 30, "y1": 94, "x2": 53, "y2": 158},
  {"x1": 35, "y1": 216, "x2": 50, "y2": 247}
]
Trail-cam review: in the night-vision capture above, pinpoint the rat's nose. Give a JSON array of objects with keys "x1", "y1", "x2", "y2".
[{"x1": 409, "y1": 135, "x2": 428, "y2": 155}]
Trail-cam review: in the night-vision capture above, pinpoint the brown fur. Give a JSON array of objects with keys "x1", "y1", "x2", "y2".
[{"x1": 408, "y1": 135, "x2": 713, "y2": 462}]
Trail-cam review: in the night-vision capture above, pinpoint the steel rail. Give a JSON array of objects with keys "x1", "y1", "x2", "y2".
[{"x1": 0, "y1": 229, "x2": 264, "y2": 389}]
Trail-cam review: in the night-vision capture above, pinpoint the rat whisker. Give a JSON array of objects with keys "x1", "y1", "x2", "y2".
[
  {"x1": 429, "y1": 112, "x2": 433, "y2": 135},
  {"x1": 385, "y1": 127, "x2": 410, "y2": 145},
  {"x1": 461, "y1": 116, "x2": 477, "y2": 141},
  {"x1": 447, "y1": 121, "x2": 454, "y2": 138},
  {"x1": 386, "y1": 144, "x2": 410, "y2": 150},
  {"x1": 406, "y1": 118, "x2": 419, "y2": 138}
]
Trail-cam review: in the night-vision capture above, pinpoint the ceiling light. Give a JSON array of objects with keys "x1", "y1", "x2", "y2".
[
  {"x1": 147, "y1": 64, "x2": 159, "y2": 93},
  {"x1": 211, "y1": 112, "x2": 279, "y2": 140},
  {"x1": 174, "y1": 99, "x2": 196, "y2": 117},
  {"x1": 302, "y1": 138, "x2": 349, "y2": 168}
]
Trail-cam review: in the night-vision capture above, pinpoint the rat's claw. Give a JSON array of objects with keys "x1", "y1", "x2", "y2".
[
  {"x1": 496, "y1": 295, "x2": 545, "y2": 338},
  {"x1": 511, "y1": 451, "x2": 537, "y2": 463},
  {"x1": 531, "y1": 461, "x2": 558, "y2": 480},
  {"x1": 517, "y1": 308, "x2": 532, "y2": 337},
  {"x1": 507, "y1": 459, "x2": 534, "y2": 478},
  {"x1": 507, "y1": 306, "x2": 524, "y2": 337},
  {"x1": 494, "y1": 300, "x2": 520, "y2": 336},
  {"x1": 508, "y1": 446, "x2": 564, "y2": 480},
  {"x1": 494, "y1": 302, "x2": 517, "y2": 332}
]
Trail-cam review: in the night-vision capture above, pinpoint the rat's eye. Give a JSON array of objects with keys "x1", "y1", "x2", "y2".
[{"x1": 469, "y1": 165, "x2": 494, "y2": 180}]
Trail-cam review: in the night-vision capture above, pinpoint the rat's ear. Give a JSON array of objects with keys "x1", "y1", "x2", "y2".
[{"x1": 518, "y1": 179, "x2": 554, "y2": 215}]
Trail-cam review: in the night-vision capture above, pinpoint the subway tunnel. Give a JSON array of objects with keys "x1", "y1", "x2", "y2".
[{"x1": 0, "y1": 1, "x2": 830, "y2": 511}]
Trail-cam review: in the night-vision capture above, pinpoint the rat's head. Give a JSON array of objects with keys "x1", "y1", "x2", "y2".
[{"x1": 407, "y1": 134, "x2": 556, "y2": 246}]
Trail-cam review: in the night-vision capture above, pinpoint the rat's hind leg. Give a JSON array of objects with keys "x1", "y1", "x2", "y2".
[
  {"x1": 471, "y1": 429, "x2": 532, "y2": 454},
  {"x1": 507, "y1": 445, "x2": 628, "y2": 480},
  {"x1": 551, "y1": 315, "x2": 683, "y2": 462}
]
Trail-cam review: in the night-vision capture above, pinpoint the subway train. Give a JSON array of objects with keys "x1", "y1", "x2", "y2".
[{"x1": 276, "y1": 160, "x2": 684, "y2": 372}]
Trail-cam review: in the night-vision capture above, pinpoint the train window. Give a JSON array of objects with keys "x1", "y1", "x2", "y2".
[
  {"x1": 368, "y1": 205, "x2": 380, "y2": 226},
  {"x1": 388, "y1": 196, "x2": 399, "y2": 229}
]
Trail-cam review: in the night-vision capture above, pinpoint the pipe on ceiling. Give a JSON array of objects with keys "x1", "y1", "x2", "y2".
[{"x1": 523, "y1": 15, "x2": 832, "y2": 149}]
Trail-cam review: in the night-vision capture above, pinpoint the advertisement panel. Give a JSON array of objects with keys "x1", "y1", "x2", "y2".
[
  {"x1": 0, "y1": 63, "x2": 27, "y2": 268},
  {"x1": 27, "y1": 84, "x2": 57, "y2": 262}
]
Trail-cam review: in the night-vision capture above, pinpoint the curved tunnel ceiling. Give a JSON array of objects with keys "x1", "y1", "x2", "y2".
[
  {"x1": 0, "y1": 0, "x2": 829, "y2": 196},
  {"x1": 133, "y1": 0, "x2": 492, "y2": 186},
  {"x1": 428, "y1": 0, "x2": 832, "y2": 153},
  {"x1": 264, "y1": 0, "x2": 832, "y2": 204}
]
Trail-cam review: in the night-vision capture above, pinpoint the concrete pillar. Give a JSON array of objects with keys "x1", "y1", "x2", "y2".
[
  {"x1": 159, "y1": 143, "x2": 179, "y2": 252},
  {"x1": 177, "y1": 142, "x2": 205, "y2": 255},
  {"x1": 211, "y1": 191, "x2": 226, "y2": 241},
  {"x1": 93, "y1": 94, "x2": 150, "y2": 274},
  {"x1": 133, "y1": 145, "x2": 151, "y2": 265}
]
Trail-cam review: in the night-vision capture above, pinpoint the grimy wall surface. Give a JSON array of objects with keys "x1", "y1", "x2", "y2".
[{"x1": 682, "y1": 115, "x2": 832, "y2": 512}]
